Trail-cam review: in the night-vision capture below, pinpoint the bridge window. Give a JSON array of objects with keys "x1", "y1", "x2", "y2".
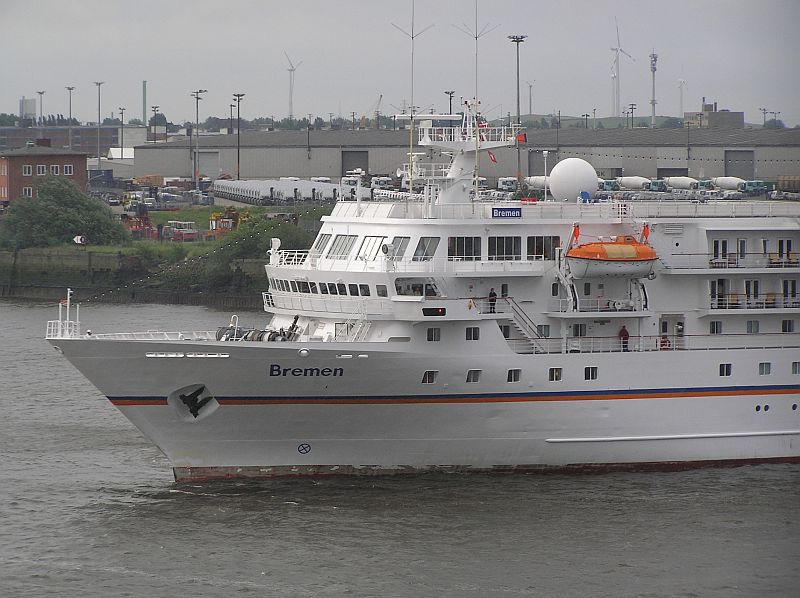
[
  {"x1": 313, "y1": 233, "x2": 332, "y2": 253},
  {"x1": 327, "y1": 283, "x2": 338, "y2": 295},
  {"x1": 359, "y1": 284, "x2": 370, "y2": 296},
  {"x1": 327, "y1": 234, "x2": 358, "y2": 259},
  {"x1": 357, "y1": 235, "x2": 386, "y2": 260},
  {"x1": 376, "y1": 284, "x2": 388, "y2": 297},
  {"x1": 412, "y1": 237, "x2": 439, "y2": 261},
  {"x1": 337, "y1": 283, "x2": 347, "y2": 295},
  {"x1": 349, "y1": 283, "x2": 359, "y2": 296},
  {"x1": 488, "y1": 236, "x2": 521, "y2": 260},
  {"x1": 448, "y1": 236, "x2": 481, "y2": 261},
  {"x1": 389, "y1": 236, "x2": 411, "y2": 260},
  {"x1": 527, "y1": 235, "x2": 561, "y2": 260},
  {"x1": 319, "y1": 283, "x2": 329, "y2": 294}
]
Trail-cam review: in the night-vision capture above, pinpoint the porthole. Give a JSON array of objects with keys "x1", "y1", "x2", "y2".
[
  {"x1": 755, "y1": 405, "x2": 761, "y2": 412},
  {"x1": 764, "y1": 404, "x2": 770, "y2": 412},
  {"x1": 792, "y1": 404, "x2": 798, "y2": 411}
]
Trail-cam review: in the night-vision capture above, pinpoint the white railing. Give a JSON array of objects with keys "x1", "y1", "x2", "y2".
[
  {"x1": 626, "y1": 200, "x2": 800, "y2": 219},
  {"x1": 418, "y1": 125, "x2": 521, "y2": 144},
  {"x1": 87, "y1": 330, "x2": 218, "y2": 341},
  {"x1": 509, "y1": 333, "x2": 800, "y2": 355},
  {"x1": 46, "y1": 319, "x2": 80, "y2": 339},
  {"x1": 664, "y1": 252, "x2": 800, "y2": 270},
  {"x1": 270, "y1": 251, "x2": 555, "y2": 275},
  {"x1": 548, "y1": 297, "x2": 641, "y2": 313},
  {"x1": 709, "y1": 294, "x2": 800, "y2": 310}
]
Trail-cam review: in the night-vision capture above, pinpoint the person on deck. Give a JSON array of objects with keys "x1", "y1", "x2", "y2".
[
  {"x1": 618, "y1": 325, "x2": 630, "y2": 351},
  {"x1": 488, "y1": 288, "x2": 497, "y2": 313}
]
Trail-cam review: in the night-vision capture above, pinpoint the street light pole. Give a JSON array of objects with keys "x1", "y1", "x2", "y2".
[
  {"x1": 444, "y1": 90, "x2": 455, "y2": 114},
  {"x1": 118, "y1": 107, "x2": 125, "y2": 159},
  {"x1": 509, "y1": 34, "x2": 527, "y2": 184},
  {"x1": 191, "y1": 89, "x2": 208, "y2": 193},
  {"x1": 629, "y1": 102, "x2": 637, "y2": 127},
  {"x1": 151, "y1": 105, "x2": 159, "y2": 144},
  {"x1": 233, "y1": 93, "x2": 245, "y2": 180},
  {"x1": 65, "y1": 86, "x2": 75, "y2": 149},
  {"x1": 229, "y1": 104, "x2": 235, "y2": 135},
  {"x1": 94, "y1": 82, "x2": 104, "y2": 172}
]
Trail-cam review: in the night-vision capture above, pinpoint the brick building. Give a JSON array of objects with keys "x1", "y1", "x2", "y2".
[{"x1": 0, "y1": 143, "x2": 88, "y2": 206}]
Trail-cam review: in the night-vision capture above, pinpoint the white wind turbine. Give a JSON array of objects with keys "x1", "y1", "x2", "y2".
[
  {"x1": 610, "y1": 17, "x2": 634, "y2": 118},
  {"x1": 284, "y1": 51, "x2": 303, "y2": 121}
]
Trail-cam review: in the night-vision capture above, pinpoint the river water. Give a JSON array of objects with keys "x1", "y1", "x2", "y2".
[{"x1": 1, "y1": 300, "x2": 798, "y2": 597}]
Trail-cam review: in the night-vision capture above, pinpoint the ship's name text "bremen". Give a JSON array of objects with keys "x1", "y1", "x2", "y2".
[{"x1": 269, "y1": 365, "x2": 345, "y2": 377}]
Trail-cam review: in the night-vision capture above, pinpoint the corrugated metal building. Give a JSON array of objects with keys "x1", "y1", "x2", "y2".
[{"x1": 133, "y1": 127, "x2": 800, "y2": 183}]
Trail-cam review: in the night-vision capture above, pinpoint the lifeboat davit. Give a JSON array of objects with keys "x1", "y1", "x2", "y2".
[{"x1": 565, "y1": 223, "x2": 657, "y2": 278}]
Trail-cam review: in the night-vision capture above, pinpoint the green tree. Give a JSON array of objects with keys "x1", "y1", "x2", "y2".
[
  {"x1": 660, "y1": 117, "x2": 683, "y2": 128},
  {"x1": 0, "y1": 176, "x2": 128, "y2": 249},
  {"x1": 0, "y1": 112, "x2": 19, "y2": 126},
  {"x1": 764, "y1": 119, "x2": 786, "y2": 129}
]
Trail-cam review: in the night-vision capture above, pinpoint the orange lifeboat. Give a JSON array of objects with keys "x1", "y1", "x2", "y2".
[{"x1": 565, "y1": 223, "x2": 657, "y2": 278}]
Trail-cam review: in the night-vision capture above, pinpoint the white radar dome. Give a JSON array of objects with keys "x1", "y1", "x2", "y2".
[{"x1": 548, "y1": 158, "x2": 597, "y2": 201}]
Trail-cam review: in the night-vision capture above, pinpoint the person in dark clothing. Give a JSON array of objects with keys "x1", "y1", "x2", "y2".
[
  {"x1": 618, "y1": 325, "x2": 630, "y2": 351},
  {"x1": 488, "y1": 288, "x2": 497, "y2": 313}
]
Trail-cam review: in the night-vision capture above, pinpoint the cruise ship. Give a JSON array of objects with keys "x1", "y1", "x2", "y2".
[{"x1": 47, "y1": 103, "x2": 800, "y2": 481}]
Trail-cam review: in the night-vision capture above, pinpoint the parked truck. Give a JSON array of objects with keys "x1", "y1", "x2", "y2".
[
  {"x1": 597, "y1": 179, "x2": 620, "y2": 192},
  {"x1": 616, "y1": 176, "x2": 651, "y2": 190},
  {"x1": 711, "y1": 176, "x2": 746, "y2": 191},
  {"x1": 663, "y1": 176, "x2": 699, "y2": 190},
  {"x1": 647, "y1": 179, "x2": 669, "y2": 192}
]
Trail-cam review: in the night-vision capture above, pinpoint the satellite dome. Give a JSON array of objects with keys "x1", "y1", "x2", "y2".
[{"x1": 548, "y1": 158, "x2": 597, "y2": 201}]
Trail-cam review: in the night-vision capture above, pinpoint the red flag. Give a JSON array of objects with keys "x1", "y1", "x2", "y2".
[
  {"x1": 516, "y1": 132, "x2": 527, "y2": 143},
  {"x1": 487, "y1": 150, "x2": 497, "y2": 164}
]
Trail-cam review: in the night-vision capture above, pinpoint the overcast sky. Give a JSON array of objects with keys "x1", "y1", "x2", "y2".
[{"x1": 4, "y1": 0, "x2": 799, "y2": 127}]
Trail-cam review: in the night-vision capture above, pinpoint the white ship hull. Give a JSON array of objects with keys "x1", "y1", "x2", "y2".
[{"x1": 50, "y1": 337, "x2": 800, "y2": 481}]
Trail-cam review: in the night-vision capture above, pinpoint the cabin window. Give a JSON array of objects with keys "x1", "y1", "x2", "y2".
[
  {"x1": 349, "y1": 283, "x2": 359, "y2": 296},
  {"x1": 359, "y1": 284, "x2": 370, "y2": 296},
  {"x1": 319, "y1": 283, "x2": 329, "y2": 294},
  {"x1": 376, "y1": 284, "x2": 388, "y2": 297},
  {"x1": 313, "y1": 233, "x2": 332, "y2": 253},
  {"x1": 583, "y1": 282, "x2": 591, "y2": 296},
  {"x1": 327, "y1": 283, "x2": 338, "y2": 295},
  {"x1": 737, "y1": 239, "x2": 746, "y2": 259},
  {"x1": 783, "y1": 280, "x2": 798, "y2": 302},
  {"x1": 357, "y1": 235, "x2": 386, "y2": 260},
  {"x1": 448, "y1": 236, "x2": 481, "y2": 261},
  {"x1": 585, "y1": 366, "x2": 598, "y2": 380},
  {"x1": 549, "y1": 367, "x2": 562, "y2": 382},
  {"x1": 778, "y1": 239, "x2": 793, "y2": 258},
  {"x1": 337, "y1": 283, "x2": 347, "y2": 295},
  {"x1": 309, "y1": 282, "x2": 318, "y2": 294},
  {"x1": 571, "y1": 323, "x2": 587, "y2": 337},
  {"x1": 422, "y1": 370, "x2": 438, "y2": 384},
  {"x1": 782, "y1": 319, "x2": 795, "y2": 333},
  {"x1": 746, "y1": 320, "x2": 759, "y2": 334},
  {"x1": 792, "y1": 362, "x2": 800, "y2": 375},
  {"x1": 298, "y1": 281, "x2": 310, "y2": 293},
  {"x1": 500, "y1": 325, "x2": 510, "y2": 338},
  {"x1": 389, "y1": 236, "x2": 411, "y2": 260},
  {"x1": 719, "y1": 363, "x2": 732, "y2": 376},
  {"x1": 537, "y1": 324, "x2": 550, "y2": 338},
  {"x1": 507, "y1": 369, "x2": 521, "y2": 383},
  {"x1": 759, "y1": 362, "x2": 771, "y2": 376},
  {"x1": 290, "y1": 280, "x2": 298, "y2": 292},
  {"x1": 761, "y1": 239, "x2": 769, "y2": 255},
  {"x1": 427, "y1": 327, "x2": 441, "y2": 341},
  {"x1": 326, "y1": 234, "x2": 358, "y2": 259},
  {"x1": 551, "y1": 283, "x2": 559, "y2": 297},
  {"x1": 710, "y1": 321, "x2": 722, "y2": 335},
  {"x1": 488, "y1": 236, "x2": 522, "y2": 260},
  {"x1": 412, "y1": 237, "x2": 439, "y2": 261},
  {"x1": 466, "y1": 327, "x2": 480, "y2": 341},
  {"x1": 466, "y1": 369, "x2": 481, "y2": 383},
  {"x1": 527, "y1": 235, "x2": 561, "y2": 260}
]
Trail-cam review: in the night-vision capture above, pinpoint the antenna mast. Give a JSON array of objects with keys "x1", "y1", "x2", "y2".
[{"x1": 650, "y1": 50, "x2": 658, "y2": 128}]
